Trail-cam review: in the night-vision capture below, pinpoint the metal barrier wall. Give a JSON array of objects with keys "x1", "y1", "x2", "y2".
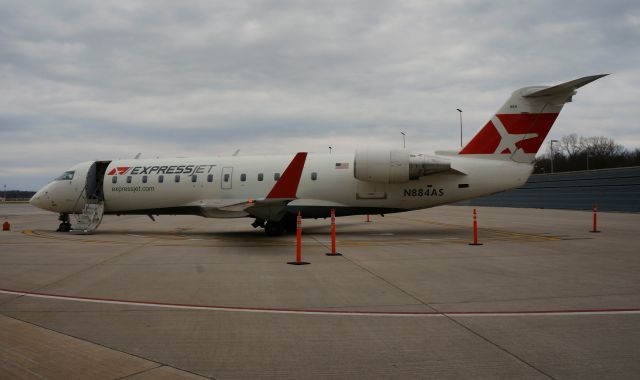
[{"x1": 458, "y1": 166, "x2": 640, "y2": 212}]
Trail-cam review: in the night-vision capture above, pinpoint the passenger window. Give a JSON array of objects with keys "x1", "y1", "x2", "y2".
[
  {"x1": 126, "y1": 176, "x2": 132, "y2": 184},
  {"x1": 142, "y1": 175, "x2": 148, "y2": 183},
  {"x1": 207, "y1": 174, "x2": 213, "y2": 182},
  {"x1": 311, "y1": 172, "x2": 317, "y2": 180},
  {"x1": 158, "y1": 175, "x2": 164, "y2": 183},
  {"x1": 258, "y1": 173, "x2": 264, "y2": 181},
  {"x1": 274, "y1": 173, "x2": 280, "y2": 181},
  {"x1": 175, "y1": 175, "x2": 180, "y2": 183},
  {"x1": 240, "y1": 173, "x2": 247, "y2": 182},
  {"x1": 191, "y1": 175, "x2": 197, "y2": 183},
  {"x1": 224, "y1": 173, "x2": 230, "y2": 182},
  {"x1": 112, "y1": 176, "x2": 117, "y2": 184}
]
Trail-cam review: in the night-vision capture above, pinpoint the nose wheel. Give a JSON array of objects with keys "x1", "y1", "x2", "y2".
[{"x1": 56, "y1": 213, "x2": 71, "y2": 232}]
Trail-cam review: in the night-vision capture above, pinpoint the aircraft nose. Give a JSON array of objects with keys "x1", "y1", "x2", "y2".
[
  {"x1": 30, "y1": 188, "x2": 51, "y2": 210},
  {"x1": 29, "y1": 190, "x2": 44, "y2": 208}
]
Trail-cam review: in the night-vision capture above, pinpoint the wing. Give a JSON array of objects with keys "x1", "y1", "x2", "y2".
[{"x1": 201, "y1": 152, "x2": 308, "y2": 220}]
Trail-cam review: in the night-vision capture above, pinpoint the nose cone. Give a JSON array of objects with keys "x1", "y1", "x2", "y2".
[
  {"x1": 30, "y1": 186, "x2": 54, "y2": 211},
  {"x1": 29, "y1": 190, "x2": 46, "y2": 209}
]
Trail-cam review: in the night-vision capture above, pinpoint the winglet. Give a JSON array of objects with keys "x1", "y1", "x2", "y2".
[
  {"x1": 522, "y1": 74, "x2": 609, "y2": 98},
  {"x1": 266, "y1": 152, "x2": 308, "y2": 199}
]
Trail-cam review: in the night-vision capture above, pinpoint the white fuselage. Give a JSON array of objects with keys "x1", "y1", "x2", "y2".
[{"x1": 31, "y1": 152, "x2": 533, "y2": 218}]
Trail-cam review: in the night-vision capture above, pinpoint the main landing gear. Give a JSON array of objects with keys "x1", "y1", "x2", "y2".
[
  {"x1": 253, "y1": 214, "x2": 297, "y2": 236},
  {"x1": 265, "y1": 221, "x2": 284, "y2": 236},
  {"x1": 57, "y1": 213, "x2": 71, "y2": 232}
]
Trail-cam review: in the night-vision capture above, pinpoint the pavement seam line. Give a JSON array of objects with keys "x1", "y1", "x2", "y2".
[
  {"x1": 309, "y1": 234, "x2": 557, "y2": 378},
  {"x1": 0, "y1": 237, "x2": 157, "y2": 311},
  {"x1": 115, "y1": 364, "x2": 216, "y2": 380},
  {"x1": 326, "y1": 223, "x2": 558, "y2": 379},
  {"x1": 444, "y1": 315, "x2": 557, "y2": 380},
  {"x1": 113, "y1": 364, "x2": 163, "y2": 380},
  {"x1": 0, "y1": 312, "x2": 214, "y2": 380},
  {"x1": 309, "y1": 235, "x2": 440, "y2": 313}
]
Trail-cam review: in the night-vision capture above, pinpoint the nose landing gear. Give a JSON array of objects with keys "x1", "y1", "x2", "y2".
[{"x1": 56, "y1": 213, "x2": 71, "y2": 232}]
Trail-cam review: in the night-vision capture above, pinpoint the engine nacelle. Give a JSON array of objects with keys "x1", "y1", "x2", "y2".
[{"x1": 354, "y1": 150, "x2": 451, "y2": 183}]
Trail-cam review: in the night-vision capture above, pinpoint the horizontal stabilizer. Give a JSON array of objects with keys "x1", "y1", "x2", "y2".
[{"x1": 523, "y1": 74, "x2": 609, "y2": 98}]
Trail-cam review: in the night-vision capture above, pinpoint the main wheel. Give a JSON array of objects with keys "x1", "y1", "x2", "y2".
[
  {"x1": 57, "y1": 222, "x2": 71, "y2": 232},
  {"x1": 282, "y1": 214, "x2": 297, "y2": 233},
  {"x1": 265, "y1": 221, "x2": 284, "y2": 236}
]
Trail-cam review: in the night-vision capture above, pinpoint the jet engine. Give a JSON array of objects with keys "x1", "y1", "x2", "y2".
[{"x1": 353, "y1": 149, "x2": 451, "y2": 183}]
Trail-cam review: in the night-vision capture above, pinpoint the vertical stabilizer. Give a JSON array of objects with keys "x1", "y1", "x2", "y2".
[{"x1": 459, "y1": 74, "x2": 608, "y2": 163}]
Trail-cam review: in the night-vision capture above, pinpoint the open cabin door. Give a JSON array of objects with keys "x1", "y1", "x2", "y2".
[
  {"x1": 86, "y1": 161, "x2": 111, "y2": 201},
  {"x1": 72, "y1": 160, "x2": 111, "y2": 234}
]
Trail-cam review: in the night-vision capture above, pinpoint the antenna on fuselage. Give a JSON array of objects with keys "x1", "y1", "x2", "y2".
[
  {"x1": 232, "y1": 149, "x2": 240, "y2": 156},
  {"x1": 134, "y1": 153, "x2": 141, "y2": 159}
]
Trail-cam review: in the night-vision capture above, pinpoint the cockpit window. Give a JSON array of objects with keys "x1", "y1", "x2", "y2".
[{"x1": 55, "y1": 171, "x2": 75, "y2": 181}]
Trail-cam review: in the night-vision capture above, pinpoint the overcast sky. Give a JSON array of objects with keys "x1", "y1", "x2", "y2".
[{"x1": 1, "y1": 0, "x2": 639, "y2": 190}]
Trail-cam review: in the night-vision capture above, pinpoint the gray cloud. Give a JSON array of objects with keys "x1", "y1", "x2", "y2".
[{"x1": 1, "y1": 0, "x2": 639, "y2": 190}]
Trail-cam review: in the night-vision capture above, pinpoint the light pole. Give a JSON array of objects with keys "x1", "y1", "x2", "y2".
[
  {"x1": 550, "y1": 139, "x2": 559, "y2": 173},
  {"x1": 586, "y1": 151, "x2": 590, "y2": 170},
  {"x1": 3, "y1": 184, "x2": 5, "y2": 202},
  {"x1": 329, "y1": 146, "x2": 332, "y2": 154},
  {"x1": 401, "y1": 132, "x2": 406, "y2": 149},
  {"x1": 457, "y1": 108, "x2": 463, "y2": 147}
]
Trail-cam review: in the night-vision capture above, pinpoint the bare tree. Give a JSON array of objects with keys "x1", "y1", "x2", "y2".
[
  {"x1": 579, "y1": 136, "x2": 623, "y2": 157},
  {"x1": 534, "y1": 134, "x2": 638, "y2": 173},
  {"x1": 560, "y1": 133, "x2": 580, "y2": 158}
]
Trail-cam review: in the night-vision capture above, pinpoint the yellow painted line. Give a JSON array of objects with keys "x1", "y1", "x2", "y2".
[
  {"x1": 18, "y1": 221, "x2": 559, "y2": 248},
  {"x1": 22, "y1": 230, "x2": 139, "y2": 245},
  {"x1": 388, "y1": 215, "x2": 561, "y2": 241}
]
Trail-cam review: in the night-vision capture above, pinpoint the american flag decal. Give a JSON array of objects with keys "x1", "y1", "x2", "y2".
[{"x1": 335, "y1": 162, "x2": 349, "y2": 169}]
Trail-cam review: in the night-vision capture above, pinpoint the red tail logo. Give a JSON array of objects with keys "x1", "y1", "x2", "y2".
[{"x1": 460, "y1": 113, "x2": 558, "y2": 155}]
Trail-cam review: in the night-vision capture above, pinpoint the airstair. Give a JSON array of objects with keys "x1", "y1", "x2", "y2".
[{"x1": 71, "y1": 198, "x2": 104, "y2": 234}]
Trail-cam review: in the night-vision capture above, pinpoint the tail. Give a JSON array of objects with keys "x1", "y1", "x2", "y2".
[{"x1": 459, "y1": 74, "x2": 609, "y2": 163}]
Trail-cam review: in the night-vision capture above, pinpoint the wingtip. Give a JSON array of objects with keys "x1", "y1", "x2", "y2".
[
  {"x1": 522, "y1": 74, "x2": 610, "y2": 98},
  {"x1": 584, "y1": 73, "x2": 610, "y2": 82}
]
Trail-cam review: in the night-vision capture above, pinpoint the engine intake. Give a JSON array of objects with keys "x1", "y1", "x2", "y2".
[{"x1": 354, "y1": 149, "x2": 451, "y2": 183}]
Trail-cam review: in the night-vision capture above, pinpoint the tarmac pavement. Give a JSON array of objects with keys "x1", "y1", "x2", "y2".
[{"x1": 1, "y1": 203, "x2": 639, "y2": 379}]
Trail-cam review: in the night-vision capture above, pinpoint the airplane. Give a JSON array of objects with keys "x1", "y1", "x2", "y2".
[{"x1": 30, "y1": 74, "x2": 608, "y2": 235}]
